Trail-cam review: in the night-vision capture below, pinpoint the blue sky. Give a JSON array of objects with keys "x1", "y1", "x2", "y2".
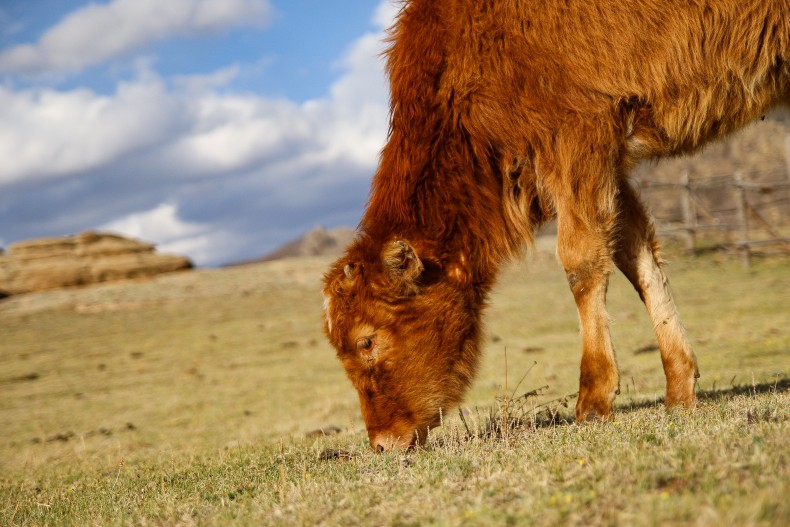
[{"x1": 0, "y1": 0, "x2": 394, "y2": 265}]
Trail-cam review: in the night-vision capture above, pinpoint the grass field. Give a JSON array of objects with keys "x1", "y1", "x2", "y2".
[{"x1": 1, "y1": 242, "x2": 788, "y2": 525}]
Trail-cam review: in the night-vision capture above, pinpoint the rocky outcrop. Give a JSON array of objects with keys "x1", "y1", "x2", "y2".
[{"x1": 0, "y1": 231, "x2": 192, "y2": 296}]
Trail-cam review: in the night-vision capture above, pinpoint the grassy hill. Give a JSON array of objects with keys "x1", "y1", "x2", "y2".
[{"x1": 1, "y1": 242, "x2": 788, "y2": 525}]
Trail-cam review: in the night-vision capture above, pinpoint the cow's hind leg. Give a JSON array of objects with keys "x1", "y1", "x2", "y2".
[
  {"x1": 613, "y1": 180, "x2": 700, "y2": 407},
  {"x1": 553, "y1": 176, "x2": 621, "y2": 422}
]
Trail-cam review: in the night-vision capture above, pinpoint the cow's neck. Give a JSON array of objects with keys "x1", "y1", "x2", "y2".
[{"x1": 361, "y1": 122, "x2": 518, "y2": 295}]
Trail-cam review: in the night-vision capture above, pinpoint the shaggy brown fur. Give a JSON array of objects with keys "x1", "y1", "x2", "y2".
[{"x1": 323, "y1": 0, "x2": 789, "y2": 451}]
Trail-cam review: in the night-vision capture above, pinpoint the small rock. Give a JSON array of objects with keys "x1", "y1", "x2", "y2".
[
  {"x1": 46, "y1": 431, "x2": 75, "y2": 443},
  {"x1": 319, "y1": 448, "x2": 353, "y2": 461},
  {"x1": 306, "y1": 425, "x2": 343, "y2": 438}
]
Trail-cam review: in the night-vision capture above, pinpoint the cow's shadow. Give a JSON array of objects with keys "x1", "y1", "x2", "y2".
[
  {"x1": 618, "y1": 377, "x2": 789, "y2": 412},
  {"x1": 451, "y1": 377, "x2": 788, "y2": 441}
]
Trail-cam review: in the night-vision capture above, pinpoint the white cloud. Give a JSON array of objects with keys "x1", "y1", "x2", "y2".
[
  {"x1": 0, "y1": 74, "x2": 183, "y2": 184},
  {"x1": 373, "y1": 0, "x2": 400, "y2": 29},
  {"x1": 102, "y1": 202, "x2": 203, "y2": 241},
  {"x1": 165, "y1": 94, "x2": 315, "y2": 173},
  {"x1": 0, "y1": 0, "x2": 271, "y2": 75},
  {"x1": 171, "y1": 64, "x2": 241, "y2": 93},
  {"x1": 100, "y1": 202, "x2": 235, "y2": 263}
]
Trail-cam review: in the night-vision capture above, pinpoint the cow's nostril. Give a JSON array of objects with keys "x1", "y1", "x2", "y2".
[
  {"x1": 371, "y1": 435, "x2": 391, "y2": 452},
  {"x1": 371, "y1": 432, "x2": 412, "y2": 452}
]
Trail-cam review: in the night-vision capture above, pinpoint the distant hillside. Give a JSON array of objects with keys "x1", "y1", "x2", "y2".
[{"x1": 230, "y1": 226, "x2": 356, "y2": 265}]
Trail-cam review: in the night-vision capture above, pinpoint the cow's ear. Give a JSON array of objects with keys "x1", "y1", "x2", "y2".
[
  {"x1": 343, "y1": 263, "x2": 355, "y2": 280},
  {"x1": 382, "y1": 240, "x2": 423, "y2": 294}
]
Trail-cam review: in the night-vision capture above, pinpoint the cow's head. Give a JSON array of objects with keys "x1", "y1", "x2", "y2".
[{"x1": 322, "y1": 236, "x2": 482, "y2": 451}]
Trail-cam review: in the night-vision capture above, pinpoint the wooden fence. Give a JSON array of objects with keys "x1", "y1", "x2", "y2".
[{"x1": 637, "y1": 169, "x2": 790, "y2": 267}]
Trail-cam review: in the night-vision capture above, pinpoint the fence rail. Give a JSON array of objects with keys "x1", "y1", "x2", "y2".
[{"x1": 638, "y1": 170, "x2": 790, "y2": 267}]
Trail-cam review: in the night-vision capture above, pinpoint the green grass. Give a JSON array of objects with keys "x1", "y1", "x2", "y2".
[{"x1": 1, "y1": 247, "x2": 788, "y2": 525}]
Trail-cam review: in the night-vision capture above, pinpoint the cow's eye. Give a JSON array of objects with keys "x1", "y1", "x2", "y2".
[{"x1": 357, "y1": 336, "x2": 375, "y2": 351}]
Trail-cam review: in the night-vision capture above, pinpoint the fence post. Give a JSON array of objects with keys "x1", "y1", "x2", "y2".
[
  {"x1": 734, "y1": 171, "x2": 750, "y2": 268},
  {"x1": 785, "y1": 134, "x2": 790, "y2": 182},
  {"x1": 680, "y1": 171, "x2": 696, "y2": 253}
]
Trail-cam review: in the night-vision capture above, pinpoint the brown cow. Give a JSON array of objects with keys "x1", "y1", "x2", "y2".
[{"x1": 322, "y1": 0, "x2": 789, "y2": 451}]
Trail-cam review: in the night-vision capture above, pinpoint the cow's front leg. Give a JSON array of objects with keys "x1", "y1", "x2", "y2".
[{"x1": 555, "y1": 197, "x2": 620, "y2": 422}]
